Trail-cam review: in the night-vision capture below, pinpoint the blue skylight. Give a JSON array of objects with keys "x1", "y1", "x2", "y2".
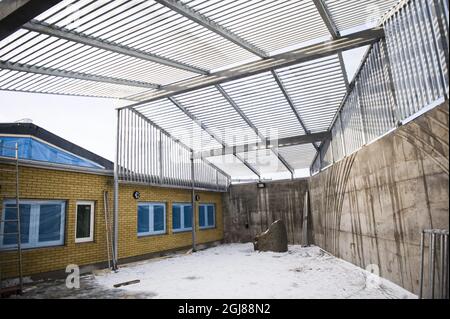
[{"x1": 0, "y1": 136, "x2": 103, "y2": 169}]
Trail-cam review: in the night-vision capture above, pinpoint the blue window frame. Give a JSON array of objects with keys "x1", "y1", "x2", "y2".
[
  {"x1": 172, "y1": 203, "x2": 192, "y2": 232},
  {"x1": 137, "y1": 203, "x2": 166, "y2": 236},
  {"x1": 199, "y1": 204, "x2": 216, "y2": 229},
  {"x1": 0, "y1": 136, "x2": 103, "y2": 169},
  {"x1": 0, "y1": 200, "x2": 65, "y2": 250}
]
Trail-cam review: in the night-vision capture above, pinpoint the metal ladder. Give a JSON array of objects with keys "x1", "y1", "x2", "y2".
[{"x1": 0, "y1": 143, "x2": 23, "y2": 296}]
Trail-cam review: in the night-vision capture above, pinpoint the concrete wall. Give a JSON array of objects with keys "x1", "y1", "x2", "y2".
[
  {"x1": 309, "y1": 101, "x2": 449, "y2": 295},
  {"x1": 223, "y1": 179, "x2": 308, "y2": 245}
]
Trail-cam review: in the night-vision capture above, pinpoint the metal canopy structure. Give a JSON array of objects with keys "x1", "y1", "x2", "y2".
[
  {"x1": 0, "y1": 0, "x2": 448, "y2": 187},
  {"x1": 1, "y1": 0, "x2": 448, "y2": 272}
]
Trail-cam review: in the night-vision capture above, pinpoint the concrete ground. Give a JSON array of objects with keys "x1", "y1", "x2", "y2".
[{"x1": 10, "y1": 244, "x2": 416, "y2": 299}]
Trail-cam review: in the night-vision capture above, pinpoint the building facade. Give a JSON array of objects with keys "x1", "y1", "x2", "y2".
[{"x1": 0, "y1": 123, "x2": 224, "y2": 279}]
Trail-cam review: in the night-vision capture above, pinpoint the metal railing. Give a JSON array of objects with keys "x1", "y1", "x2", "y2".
[
  {"x1": 116, "y1": 108, "x2": 229, "y2": 191},
  {"x1": 311, "y1": 0, "x2": 449, "y2": 174},
  {"x1": 419, "y1": 229, "x2": 449, "y2": 299}
]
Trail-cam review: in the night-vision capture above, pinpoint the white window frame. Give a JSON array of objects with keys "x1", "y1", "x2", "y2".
[
  {"x1": 75, "y1": 201, "x2": 95, "y2": 243},
  {"x1": 137, "y1": 202, "x2": 166, "y2": 237},
  {"x1": 172, "y1": 203, "x2": 193, "y2": 233},
  {"x1": 199, "y1": 204, "x2": 216, "y2": 230},
  {"x1": 0, "y1": 199, "x2": 66, "y2": 250}
]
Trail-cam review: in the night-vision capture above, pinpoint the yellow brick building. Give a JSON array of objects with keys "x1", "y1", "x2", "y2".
[{"x1": 0, "y1": 124, "x2": 224, "y2": 280}]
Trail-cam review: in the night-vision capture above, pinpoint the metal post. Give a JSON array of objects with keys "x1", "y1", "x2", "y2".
[
  {"x1": 113, "y1": 109, "x2": 120, "y2": 270},
  {"x1": 15, "y1": 143, "x2": 23, "y2": 293},
  {"x1": 190, "y1": 152, "x2": 196, "y2": 252},
  {"x1": 419, "y1": 230, "x2": 425, "y2": 299},
  {"x1": 379, "y1": 38, "x2": 400, "y2": 126},
  {"x1": 338, "y1": 113, "x2": 347, "y2": 156},
  {"x1": 302, "y1": 191, "x2": 309, "y2": 246},
  {"x1": 445, "y1": 234, "x2": 449, "y2": 299},
  {"x1": 440, "y1": 234, "x2": 445, "y2": 298},
  {"x1": 430, "y1": 232, "x2": 436, "y2": 299},
  {"x1": 159, "y1": 130, "x2": 163, "y2": 184}
]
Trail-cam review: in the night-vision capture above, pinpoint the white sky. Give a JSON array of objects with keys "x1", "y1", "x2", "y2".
[{"x1": 0, "y1": 47, "x2": 368, "y2": 163}]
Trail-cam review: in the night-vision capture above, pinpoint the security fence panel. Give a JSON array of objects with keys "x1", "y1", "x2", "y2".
[
  {"x1": 117, "y1": 108, "x2": 228, "y2": 191},
  {"x1": 312, "y1": 0, "x2": 449, "y2": 174}
]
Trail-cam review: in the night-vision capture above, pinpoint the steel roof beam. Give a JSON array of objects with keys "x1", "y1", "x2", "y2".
[
  {"x1": 271, "y1": 69, "x2": 320, "y2": 153},
  {"x1": 167, "y1": 96, "x2": 261, "y2": 178},
  {"x1": 154, "y1": 0, "x2": 268, "y2": 58},
  {"x1": 194, "y1": 132, "x2": 330, "y2": 159},
  {"x1": 313, "y1": 0, "x2": 350, "y2": 86},
  {"x1": 129, "y1": 107, "x2": 231, "y2": 180},
  {"x1": 0, "y1": 0, "x2": 61, "y2": 40},
  {"x1": 312, "y1": 0, "x2": 350, "y2": 164},
  {"x1": 215, "y1": 84, "x2": 296, "y2": 177},
  {"x1": 22, "y1": 20, "x2": 209, "y2": 75},
  {"x1": 313, "y1": 0, "x2": 340, "y2": 38},
  {"x1": 0, "y1": 61, "x2": 160, "y2": 89},
  {"x1": 121, "y1": 27, "x2": 385, "y2": 106}
]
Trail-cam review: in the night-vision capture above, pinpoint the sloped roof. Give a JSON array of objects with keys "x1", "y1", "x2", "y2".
[{"x1": 0, "y1": 122, "x2": 114, "y2": 169}]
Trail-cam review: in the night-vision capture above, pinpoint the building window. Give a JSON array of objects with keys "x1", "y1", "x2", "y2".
[
  {"x1": 0, "y1": 200, "x2": 65, "y2": 250},
  {"x1": 199, "y1": 204, "x2": 216, "y2": 229},
  {"x1": 137, "y1": 203, "x2": 166, "y2": 236},
  {"x1": 75, "y1": 201, "x2": 94, "y2": 243},
  {"x1": 172, "y1": 203, "x2": 192, "y2": 232}
]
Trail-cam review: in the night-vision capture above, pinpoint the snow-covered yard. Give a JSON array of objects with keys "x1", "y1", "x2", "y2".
[{"x1": 90, "y1": 243, "x2": 415, "y2": 299}]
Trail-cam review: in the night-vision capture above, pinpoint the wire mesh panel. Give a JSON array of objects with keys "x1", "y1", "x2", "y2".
[
  {"x1": 324, "y1": 0, "x2": 399, "y2": 32},
  {"x1": 182, "y1": 0, "x2": 330, "y2": 54},
  {"x1": 331, "y1": 116, "x2": 345, "y2": 163},
  {"x1": 205, "y1": 154, "x2": 258, "y2": 180},
  {"x1": 311, "y1": 0, "x2": 449, "y2": 174},
  {"x1": 117, "y1": 108, "x2": 227, "y2": 191},
  {"x1": 0, "y1": 68, "x2": 149, "y2": 98},
  {"x1": 384, "y1": 0, "x2": 449, "y2": 119},
  {"x1": 276, "y1": 55, "x2": 348, "y2": 133},
  {"x1": 237, "y1": 149, "x2": 289, "y2": 179},
  {"x1": 277, "y1": 144, "x2": 317, "y2": 171},
  {"x1": 340, "y1": 88, "x2": 365, "y2": 155},
  {"x1": 357, "y1": 42, "x2": 396, "y2": 142},
  {"x1": 173, "y1": 86, "x2": 260, "y2": 146},
  {"x1": 0, "y1": 29, "x2": 196, "y2": 86},
  {"x1": 220, "y1": 72, "x2": 307, "y2": 139},
  {"x1": 319, "y1": 138, "x2": 333, "y2": 169},
  {"x1": 134, "y1": 98, "x2": 222, "y2": 151},
  {"x1": 33, "y1": 0, "x2": 257, "y2": 72}
]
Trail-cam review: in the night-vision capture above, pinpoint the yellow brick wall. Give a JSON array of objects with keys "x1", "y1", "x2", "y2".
[{"x1": 0, "y1": 163, "x2": 223, "y2": 278}]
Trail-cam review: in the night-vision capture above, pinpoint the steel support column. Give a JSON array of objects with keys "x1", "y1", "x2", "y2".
[
  {"x1": 113, "y1": 109, "x2": 120, "y2": 270},
  {"x1": 190, "y1": 152, "x2": 196, "y2": 252}
]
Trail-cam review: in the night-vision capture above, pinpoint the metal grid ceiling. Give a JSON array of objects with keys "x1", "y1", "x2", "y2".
[
  {"x1": 182, "y1": 0, "x2": 331, "y2": 54},
  {"x1": 324, "y1": 0, "x2": 400, "y2": 32},
  {"x1": 0, "y1": 0, "x2": 404, "y2": 180},
  {"x1": 35, "y1": 0, "x2": 258, "y2": 71}
]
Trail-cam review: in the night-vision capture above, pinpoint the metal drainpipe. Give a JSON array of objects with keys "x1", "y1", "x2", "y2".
[
  {"x1": 191, "y1": 152, "x2": 196, "y2": 252},
  {"x1": 113, "y1": 109, "x2": 120, "y2": 270}
]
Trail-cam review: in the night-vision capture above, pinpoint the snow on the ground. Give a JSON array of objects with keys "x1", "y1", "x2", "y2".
[{"x1": 94, "y1": 243, "x2": 417, "y2": 299}]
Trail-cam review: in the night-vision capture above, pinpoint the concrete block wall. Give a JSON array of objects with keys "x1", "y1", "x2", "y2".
[
  {"x1": 221, "y1": 101, "x2": 448, "y2": 295},
  {"x1": 222, "y1": 179, "x2": 309, "y2": 245}
]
